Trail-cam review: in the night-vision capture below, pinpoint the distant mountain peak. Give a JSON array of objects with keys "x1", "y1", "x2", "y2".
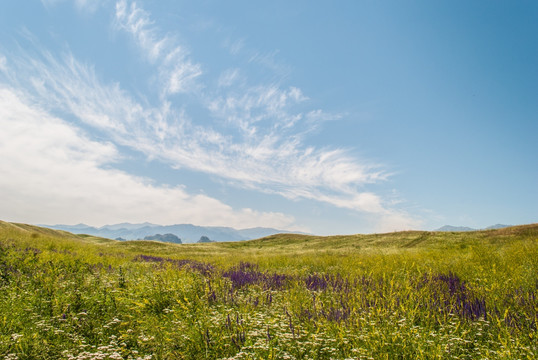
[
  {"x1": 436, "y1": 224, "x2": 513, "y2": 232},
  {"x1": 42, "y1": 223, "x2": 92, "y2": 230},
  {"x1": 144, "y1": 233, "x2": 182, "y2": 244},
  {"x1": 484, "y1": 224, "x2": 512, "y2": 230},
  {"x1": 436, "y1": 225, "x2": 476, "y2": 232},
  {"x1": 197, "y1": 236, "x2": 214, "y2": 243},
  {"x1": 99, "y1": 222, "x2": 158, "y2": 231}
]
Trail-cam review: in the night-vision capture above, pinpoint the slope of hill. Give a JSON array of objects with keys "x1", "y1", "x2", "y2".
[{"x1": 5, "y1": 220, "x2": 535, "y2": 258}]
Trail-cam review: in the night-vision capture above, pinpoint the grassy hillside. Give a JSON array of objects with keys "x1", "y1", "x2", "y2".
[{"x1": 1, "y1": 220, "x2": 537, "y2": 359}]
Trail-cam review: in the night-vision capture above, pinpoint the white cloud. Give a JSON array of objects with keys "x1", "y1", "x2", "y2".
[
  {"x1": 2, "y1": 48, "x2": 392, "y2": 216},
  {"x1": 167, "y1": 61, "x2": 203, "y2": 94},
  {"x1": 0, "y1": 87, "x2": 297, "y2": 229},
  {"x1": 115, "y1": 0, "x2": 202, "y2": 95},
  {"x1": 115, "y1": 0, "x2": 166, "y2": 62},
  {"x1": 207, "y1": 85, "x2": 308, "y2": 135},
  {"x1": 218, "y1": 68, "x2": 241, "y2": 88}
]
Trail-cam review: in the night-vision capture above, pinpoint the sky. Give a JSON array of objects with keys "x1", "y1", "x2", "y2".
[{"x1": 0, "y1": 0, "x2": 536, "y2": 235}]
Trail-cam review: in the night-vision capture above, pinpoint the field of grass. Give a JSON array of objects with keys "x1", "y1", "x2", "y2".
[{"x1": 1, "y1": 220, "x2": 537, "y2": 359}]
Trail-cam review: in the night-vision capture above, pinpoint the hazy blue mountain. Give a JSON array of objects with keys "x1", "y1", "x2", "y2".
[
  {"x1": 197, "y1": 236, "x2": 214, "y2": 243},
  {"x1": 44, "y1": 223, "x2": 298, "y2": 243},
  {"x1": 41, "y1": 223, "x2": 93, "y2": 231},
  {"x1": 484, "y1": 224, "x2": 512, "y2": 230},
  {"x1": 436, "y1": 224, "x2": 513, "y2": 232},
  {"x1": 144, "y1": 233, "x2": 182, "y2": 244},
  {"x1": 436, "y1": 225, "x2": 476, "y2": 232},
  {"x1": 237, "y1": 227, "x2": 293, "y2": 239},
  {"x1": 101, "y1": 222, "x2": 156, "y2": 231}
]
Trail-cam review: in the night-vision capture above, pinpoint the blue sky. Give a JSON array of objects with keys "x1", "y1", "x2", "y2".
[{"x1": 0, "y1": 0, "x2": 536, "y2": 234}]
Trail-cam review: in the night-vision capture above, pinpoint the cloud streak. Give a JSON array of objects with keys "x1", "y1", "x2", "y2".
[{"x1": 115, "y1": 0, "x2": 202, "y2": 96}]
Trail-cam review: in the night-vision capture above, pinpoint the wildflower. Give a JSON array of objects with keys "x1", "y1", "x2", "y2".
[{"x1": 10, "y1": 333, "x2": 23, "y2": 341}]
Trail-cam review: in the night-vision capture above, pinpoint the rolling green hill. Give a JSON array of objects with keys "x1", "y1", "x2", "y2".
[
  {"x1": 1, "y1": 220, "x2": 537, "y2": 359},
  {"x1": 3, "y1": 220, "x2": 536, "y2": 257}
]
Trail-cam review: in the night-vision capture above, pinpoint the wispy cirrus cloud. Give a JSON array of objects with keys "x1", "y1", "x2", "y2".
[
  {"x1": 207, "y1": 85, "x2": 308, "y2": 136},
  {"x1": 41, "y1": 0, "x2": 107, "y2": 13},
  {"x1": 1, "y1": 0, "x2": 421, "y2": 232},
  {"x1": 115, "y1": 0, "x2": 202, "y2": 96},
  {"x1": 217, "y1": 68, "x2": 242, "y2": 88}
]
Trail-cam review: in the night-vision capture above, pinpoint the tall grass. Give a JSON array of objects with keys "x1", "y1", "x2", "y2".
[{"x1": 0, "y1": 221, "x2": 536, "y2": 359}]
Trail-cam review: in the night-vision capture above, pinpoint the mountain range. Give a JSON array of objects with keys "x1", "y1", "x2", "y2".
[
  {"x1": 42, "y1": 223, "x2": 301, "y2": 243},
  {"x1": 41, "y1": 222, "x2": 515, "y2": 242},
  {"x1": 435, "y1": 224, "x2": 512, "y2": 232}
]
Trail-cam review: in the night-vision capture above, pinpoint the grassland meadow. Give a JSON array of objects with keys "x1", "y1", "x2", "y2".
[{"x1": 0, "y1": 221, "x2": 536, "y2": 359}]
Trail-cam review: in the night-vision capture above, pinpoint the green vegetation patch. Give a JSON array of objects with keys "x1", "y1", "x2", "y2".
[{"x1": 0, "y1": 221, "x2": 537, "y2": 359}]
